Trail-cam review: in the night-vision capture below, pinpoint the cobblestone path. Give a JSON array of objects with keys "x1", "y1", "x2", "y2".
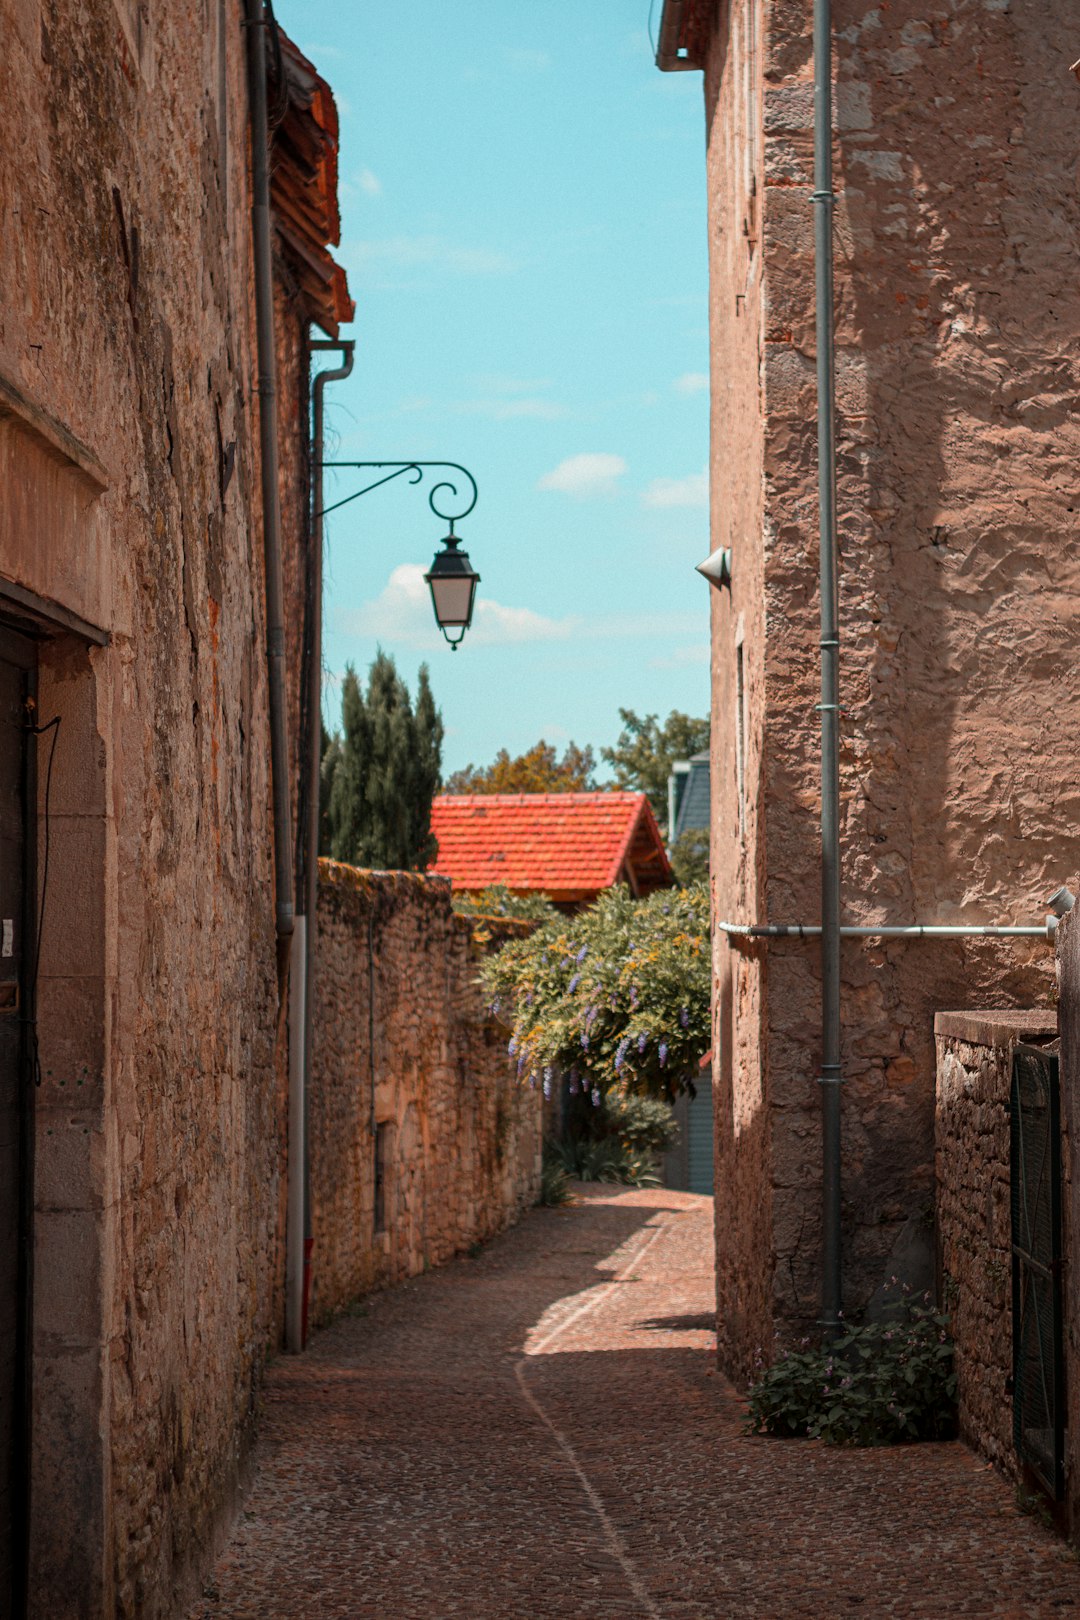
[{"x1": 191, "y1": 1187, "x2": 1080, "y2": 1619}]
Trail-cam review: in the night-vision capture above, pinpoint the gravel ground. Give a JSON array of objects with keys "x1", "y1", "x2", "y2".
[{"x1": 189, "y1": 1185, "x2": 1080, "y2": 1619}]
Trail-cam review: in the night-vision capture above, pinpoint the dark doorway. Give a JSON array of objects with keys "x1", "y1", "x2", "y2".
[{"x1": 0, "y1": 625, "x2": 36, "y2": 1616}]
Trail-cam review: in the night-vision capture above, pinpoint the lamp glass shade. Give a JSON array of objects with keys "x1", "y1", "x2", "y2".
[{"x1": 425, "y1": 537, "x2": 480, "y2": 635}]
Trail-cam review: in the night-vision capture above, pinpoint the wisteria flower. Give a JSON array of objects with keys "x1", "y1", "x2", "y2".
[
  {"x1": 568, "y1": 974, "x2": 580, "y2": 993},
  {"x1": 637, "y1": 1031, "x2": 648, "y2": 1053},
  {"x1": 576, "y1": 945, "x2": 588, "y2": 963},
  {"x1": 591, "y1": 1088, "x2": 601, "y2": 1107},
  {"x1": 508, "y1": 1037, "x2": 518, "y2": 1057},
  {"x1": 679, "y1": 1007, "x2": 690, "y2": 1029},
  {"x1": 658, "y1": 1041, "x2": 668, "y2": 1067}
]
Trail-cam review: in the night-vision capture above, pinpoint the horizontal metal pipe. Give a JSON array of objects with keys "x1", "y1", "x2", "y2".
[{"x1": 717, "y1": 921, "x2": 1055, "y2": 940}]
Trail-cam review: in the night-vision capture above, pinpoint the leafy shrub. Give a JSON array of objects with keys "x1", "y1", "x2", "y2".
[
  {"x1": 538, "y1": 1152, "x2": 572, "y2": 1206},
  {"x1": 551, "y1": 1133, "x2": 660, "y2": 1188},
  {"x1": 452, "y1": 884, "x2": 560, "y2": 922},
  {"x1": 603, "y1": 1090, "x2": 679, "y2": 1155},
  {"x1": 481, "y1": 882, "x2": 710, "y2": 1101},
  {"x1": 746, "y1": 1296, "x2": 957, "y2": 1447}
]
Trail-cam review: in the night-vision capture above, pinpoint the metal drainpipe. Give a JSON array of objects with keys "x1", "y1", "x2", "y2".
[
  {"x1": 297, "y1": 339, "x2": 355, "y2": 1351},
  {"x1": 244, "y1": 0, "x2": 294, "y2": 958},
  {"x1": 812, "y1": 0, "x2": 843, "y2": 1340}
]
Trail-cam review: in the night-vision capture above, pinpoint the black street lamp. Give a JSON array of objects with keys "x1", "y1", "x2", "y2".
[
  {"x1": 319, "y1": 459, "x2": 482, "y2": 650},
  {"x1": 425, "y1": 533, "x2": 480, "y2": 649}
]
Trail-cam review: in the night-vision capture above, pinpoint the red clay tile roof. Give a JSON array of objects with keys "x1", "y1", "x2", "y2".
[
  {"x1": 429, "y1": 792, "x2": 673, "y2": 902},
  {"x1": 271, "y1": 32, "x2": 354, "y2": 337}
]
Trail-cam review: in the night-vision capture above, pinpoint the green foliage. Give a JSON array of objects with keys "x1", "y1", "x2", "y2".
[
  {"x1": 445, "y1": 738, "x2": 596, "y2": 795},
  {"x1": 538, "y1": 1150, "x2": 573, "y2": 1206},
  {"x1": 745, "y1": 1296, "x2": 957, "y2": 1447},
  {"x1": 550, "y1": 1133, "x2": 660, "y2": 1187},
  {"x1": 602, "y1": 1090, "x2": 679, "y2": 1155},
  {"x1": 481, "y1": 882, "x2": 710, "y2": 1101},
  {"x1": 322, "y1": 651, "x2": 444, "y2": 870},
  {"x1": 451, "y1": 884, "x2": 560, "y2": 923},
  {"x1": 601, "y1": 708, "x2": 709, "y2": 826},
  {"x1": 669, "y1": 826, "x2": 709, "y2": 886}
]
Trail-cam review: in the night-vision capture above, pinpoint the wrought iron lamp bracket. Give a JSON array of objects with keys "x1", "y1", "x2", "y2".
[{"x1": 317, "y1": 461, "x2": 478, "y2": 528}]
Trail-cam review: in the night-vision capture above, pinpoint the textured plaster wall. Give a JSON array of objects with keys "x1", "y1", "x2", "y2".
[
  {"x1": 705, "y1": 0, "x2": 1080, "y2": 1374},
  {"x1": 309, "y1": 864, "x2": 542, "y2": 1323},
  {"x1": 934, "y1": 1011, "x2": 1057, "y2": 1485},
  {"x1": 1, "y1": 4, "x2": 311, "y2": 1615}
]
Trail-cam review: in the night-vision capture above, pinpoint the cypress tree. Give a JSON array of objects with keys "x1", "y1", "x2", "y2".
[{"x1": 322, "y1": 651, "x2": 443, "y2": 870}]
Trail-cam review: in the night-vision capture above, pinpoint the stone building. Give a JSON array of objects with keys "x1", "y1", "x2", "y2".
[
  {"x1": 657, "y1": 0, "x2": 1080, "y2": 1377},
  {"x1": 0, "y1": 6, "x2": 351, "y2": 1615}
]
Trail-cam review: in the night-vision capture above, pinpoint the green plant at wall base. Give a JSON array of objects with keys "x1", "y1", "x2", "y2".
[
  {"x1": 481, "y1": 882, "x2": 710, "y2": 1102},
  {"x1": 745, "y1": 1296, "x2": 957, "y2": 1447},
  {"x1": 538, "y1": 1152, "x2": 572, "y2": 1206}
]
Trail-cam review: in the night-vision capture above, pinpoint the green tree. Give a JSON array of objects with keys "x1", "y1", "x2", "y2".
[
  {"x1": 669, "y1": 826, "x2": 710, "y2": 887},
  {"x1": 600, "y1": 708, "x2": 709, "y2": 825},
  {"x1": 445, "y1": 738, "x2": 596, "y2": 795},
  {"x1": 480, "y1": 882, "x2": 711, "y2": 1102},
  {"x1": 322, "y1": 651, "x2": 444, "y2": 870}
]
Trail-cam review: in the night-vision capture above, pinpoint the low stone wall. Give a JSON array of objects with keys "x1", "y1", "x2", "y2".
[
  {"x1": 309, "y1": 862, "x2": 541, "y2": 1325},
  {"x1": 935, "y1": 1009, "x2": 1057, "y2": 1480}
]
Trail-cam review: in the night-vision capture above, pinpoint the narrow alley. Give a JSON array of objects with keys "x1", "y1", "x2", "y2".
[{"x1": 190, "y1": 1189, "x2": 1080, "y2": 1619}]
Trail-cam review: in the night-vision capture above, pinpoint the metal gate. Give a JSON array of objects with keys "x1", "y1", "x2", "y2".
[{"x1": 1011, "y1": 1042, "x2": 1065, "y2": 1500}]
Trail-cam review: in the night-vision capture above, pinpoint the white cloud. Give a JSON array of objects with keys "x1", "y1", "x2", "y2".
[
  {"x1": 463, "y1": 397, "x2": 566, "y2": 422},
  {"x1": 503, "y1": 46, "x2": 552, "y2": 71},
  {"x1": 674, "y1": 371, "x2": 709, "y2": 394},
  {"x1": 649, "y1": 643, "x2": 711, "y2": 670},
  {"x1": 345, "y1": 236, "x2": 518, "y2": 277},
  {"x1": 357, "y1": 168, "x2": 382, "y2": 197},
  {"x1": 341, "y1": 564, "x2": 575, "y2": 649},
  {"x1": 642, "y1": 470, "x2": 709, "y2": 509},
  {"x1": 538, "y1": 453, "x2": 627, "y2": 498}
]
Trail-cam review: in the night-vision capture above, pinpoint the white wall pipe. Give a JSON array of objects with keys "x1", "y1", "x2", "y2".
[{"x1": 717, "y1": 920, "x2": 1056, "y2": 940}]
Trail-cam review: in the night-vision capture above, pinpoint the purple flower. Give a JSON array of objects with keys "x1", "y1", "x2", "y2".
[
  {"x1": 576, "y1": 945, "x2": 588, "y2": 963},
  {"x1": 659, "y1": 1041, "x2": 668, "y2": 1067},
  {"x1": 517, "y1": 1055, "x2": 525, "y2": 1077},
  {"x1": 568, "y1": 975, "x2": 580, "y2": 993},
  {"x1": 508, "y1": 1037, "x2": 518, "y2": 1057},
  {"x1": 591, "y1": 1088, "x2": 601, "y2": 1107},
  {"x1": 492, "y1": 997, "x2": 501, "y2": 1017},
  {"x1": 637, "y1": 1032, "x2": 648, "y2": 1053},
  {"x1": 543, "y1": 1075, "x2": 552, "y2": 1099},
  {"x1": 580, "y1": 1032, "x2": 589, "y2": 1050},
  {"x1": 525, "y1": 991, "x2": 535, "y2": 1007},
  {"x1": 586, "y1": 1005, "x2": 598, "y2": 1027},
  {"x1": 679, "y1": 1007, "x2": 690, "y2": 1029},
  {"x1": 615, "y1": 1036, "x2": 631, "y2": 1073}
]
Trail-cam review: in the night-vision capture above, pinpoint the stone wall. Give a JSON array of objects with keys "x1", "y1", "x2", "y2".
[
  {"x1": 1, "y1": 5, "x2": 327, "y2": 1616},
  {"x1": 935, "y1": 1010, "x2": 1056, "y2": 1482},
  {"x1": 698, "y1": 0, "x2": 1080, "y2": 1376},
  {"x1": 309, "y1": 863, "x2": 542, "y2": 1324}
]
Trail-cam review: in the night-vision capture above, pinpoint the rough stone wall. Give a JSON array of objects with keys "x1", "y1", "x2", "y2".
[
  {"x1": 1, "y1": 4, "x2": 319, "y2": 1615},
  {"x1": 703, "y1": 0, "x2": 1079, "y2": 1373},
  {"x1": 309, "y1": 863, "x2": 542, "y2": 1324},
  {"x1": 702, "y1": 0, "x2": 773, "y2": 1382},
  {"x1": 935, "y1": 1011, "x2": 1056, "y2": 1482}
]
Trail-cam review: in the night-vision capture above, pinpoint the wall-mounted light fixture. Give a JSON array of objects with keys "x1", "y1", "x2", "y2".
[
  {"x1": 696, "y1": 546, "x2": 732, "y2": 590},
  {"x1": 319, "y1": 460, "x2": 481, "y2": 649},
  {"x1": 1046, "y1": 884, "x2": 1076, "y2": 918}
]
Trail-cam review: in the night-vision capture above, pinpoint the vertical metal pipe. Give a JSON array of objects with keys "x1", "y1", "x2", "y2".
[
  {"x1": 812, "y1": 0, "x2": 843, "y2": 1337},
  {"x1": 297, "y1": 339, "x2": 354, "y2": 1351},
  {"x1": 286, "y1": 915, "x2": 306, "y2": 1351},
  {"x1": 244, "y1": 0, "x2": 294, "y2": 950}
]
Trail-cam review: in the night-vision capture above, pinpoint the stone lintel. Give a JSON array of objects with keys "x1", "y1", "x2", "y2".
[{"x1": 934, "y1": 1008, "x2": 1057, "y2": 1048}]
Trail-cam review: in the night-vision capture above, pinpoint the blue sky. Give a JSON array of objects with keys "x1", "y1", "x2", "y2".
[{"x1": 277, "y1": 0, "x2": 710, "y2": 777}]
